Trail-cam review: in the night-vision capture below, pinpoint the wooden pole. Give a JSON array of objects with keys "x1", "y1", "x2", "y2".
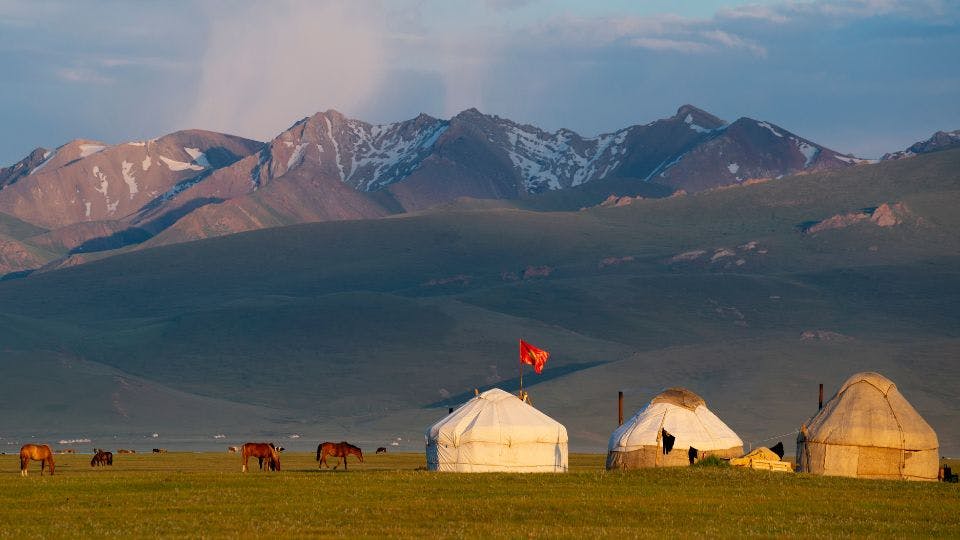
[
  {"x1": 818, "y1": 383, "x2": 824, "y2": 410},
  {"x1": 518, "y1": 339, "x2": 523, "y2": 396},
  {"x1": 618, "y1": 391, "x2": 624, "y2": 426}
]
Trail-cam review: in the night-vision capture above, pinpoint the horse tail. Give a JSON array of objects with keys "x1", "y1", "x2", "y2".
[{"x1": 316, "y1": 444, "x2": 323, "y2": 462}]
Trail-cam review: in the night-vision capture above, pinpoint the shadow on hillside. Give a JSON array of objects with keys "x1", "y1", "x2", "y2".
[
  {"x1": 423, "y1": 361, "x2": 608, "y2": 409},
  {"x1": 68, "y1": 197, "x2": 226, "y2": 255}
]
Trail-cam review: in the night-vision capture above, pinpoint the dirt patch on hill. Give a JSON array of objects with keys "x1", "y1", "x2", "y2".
[
  {"x1": 523, "y1": 265, "x2": 553, "y2": 279},
  {"x1": 800, "y1": 330, "x2": 853, "y2": 341},
  {"x1": 599, "y1": 195, "x2": 645, "y2": 207},
  {"x1": 803, "y1": 202, "x2": 913, "y2": 234},
  {"x1": 598, "y1": 256, "x2": 635, "y2": 269}
]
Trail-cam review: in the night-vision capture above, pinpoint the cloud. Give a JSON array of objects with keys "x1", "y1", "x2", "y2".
[
  {"x1": 55, "y1": 67, "x2": 113, "y2": 84},
  {"x1": 483, "y1": 0, "x2": 539, "y2": 10},
  {"x1": 717, "y1": 4, "x2": 789, "y2": 24},
  {"x1": 2, "y1": 0, "x2": 958, "y2": 164},
  {"x1": 183, "y1": 1, "x2": 387, "y2": 139},
  {"x1": 701, "y1": 30, "x2": 767, "y2": 58},
  {"x1": 629, "y1": 37, "x2": 714, "y2": 54}
]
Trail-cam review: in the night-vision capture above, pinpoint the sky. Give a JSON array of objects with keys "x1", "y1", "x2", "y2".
[{"x1": 1, "y1": 0, "x2": 958, "y2": 165}]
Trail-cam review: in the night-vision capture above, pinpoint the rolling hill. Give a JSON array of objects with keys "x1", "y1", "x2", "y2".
[{"x1": 0, "y1": 147, "x2": 957, "y2": 454}]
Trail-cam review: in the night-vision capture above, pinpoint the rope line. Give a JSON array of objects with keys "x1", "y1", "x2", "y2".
[{"x1": 747, "y1": 430, "x2": 799, "y2": 451}]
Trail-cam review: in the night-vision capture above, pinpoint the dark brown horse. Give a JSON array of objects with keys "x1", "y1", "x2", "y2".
[
  {"x1": 20, "y1": 444, "x2": 55, "y2": 476},
  {"x1": 240, "y1": 442, "x2": 280, "y2": 473},
  {"x1": 91, "y1": 449, "x2": 113, "y2": 467},
  {"x1": 317, "y1": 441, "x2": 363, "y2": 470}
]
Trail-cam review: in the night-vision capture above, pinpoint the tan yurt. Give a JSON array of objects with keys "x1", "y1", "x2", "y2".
[
  {"x1": 606, "y1": 387, "x2": 743, "y2": 469},
  {"x1": 425, "y1": 388, "x2": 568, "y2": 472},
  {"x1": 796, "y1": 372, "x2": 939, "y2": 481}
]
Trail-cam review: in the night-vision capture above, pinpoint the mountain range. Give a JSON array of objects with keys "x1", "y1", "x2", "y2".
[{"x1": 0, "y1": 104, "x2": 878, "y2": 277}]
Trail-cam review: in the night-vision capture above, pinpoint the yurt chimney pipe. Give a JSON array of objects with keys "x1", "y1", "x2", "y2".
[
  {"x1": 819, "y1": 383, "x2": 824, "y2": 410},
  {"x1": 618, "y1": 391, "x2": 624, "y2": 426}
]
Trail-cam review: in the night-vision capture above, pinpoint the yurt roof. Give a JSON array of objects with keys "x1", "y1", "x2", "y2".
[
  {"x1": 427, "y1": 388, "x2": 568, "y2": 446},
  {"x1": 804, "y1": 371, "x2": 938, "y2": 450},
  {"x1": 608, "y1": 387, "x2": 742, "y2": 452},
  {"x1": 651, "y1": 387, "x2": 706, "y2": 411}
]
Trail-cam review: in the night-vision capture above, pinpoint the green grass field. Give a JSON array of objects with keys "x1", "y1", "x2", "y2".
[{"x1": 3, "y1": 452, "x2": 958, "y2": 537}]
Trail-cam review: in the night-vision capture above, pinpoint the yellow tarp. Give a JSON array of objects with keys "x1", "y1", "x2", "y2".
[{"x1": 730, "y1": 447, "x2": 794, "y2": 472}]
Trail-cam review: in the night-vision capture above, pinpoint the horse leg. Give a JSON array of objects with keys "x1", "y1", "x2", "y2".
[
  {"x1": 20, "y1": 457, "x2": 27, "y2": 477},
  {"x1": 40, "y1": 459, "x2": 45, "y2": 476},
  {"x1": 258, "y1": 457, "x2": 264, "y2": 471},
  {"x1": 320, "y1": 452, "x2": 327, "y2": 469},
  {"x1": 242, "y1": 455, "x2": 248, "y2": 473}
]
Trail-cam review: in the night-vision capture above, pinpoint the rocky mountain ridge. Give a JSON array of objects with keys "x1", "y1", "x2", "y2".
[
  {"x1": 882, "y1": 130, "x2": 960, "y2": 161},
  {"x1": 1, "y1": 105, "x2": 872, "y2": 275}
]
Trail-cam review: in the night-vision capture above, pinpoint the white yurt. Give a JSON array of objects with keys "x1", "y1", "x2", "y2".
[
  {"x1": 425, "y1": 388, "x2": 568, "y2": 472},
  {"x1": 796, "y1": 372, "x2": 939, "y2": 481},
  {"x1": 607, "y1": 387, "x2": 743, "y2": 469}
]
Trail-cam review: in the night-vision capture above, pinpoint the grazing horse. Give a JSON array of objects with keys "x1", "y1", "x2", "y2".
[
  {"x1": 19, "y1": 444, "x2": 55, "y2": 477},
  {"x1": 317, "y1": 441, "x2": 363, "y2": 470},
  {"x1": 91, "y1": 449, "x2": 113, "y2": 467},
  {"x1": 240, "y1": 442, "x2": 280, "y2": 473},
  {"x1": 376, "y1": 447, "x2": 387, "y2": 455}
]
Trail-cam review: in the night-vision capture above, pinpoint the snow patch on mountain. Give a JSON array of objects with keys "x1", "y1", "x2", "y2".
[
  {"x1": 160, "y1": 156, "x2": 204, "y2": 172},
  {"x1": 79, "y1": 144, "x2": 107, "y2": 158},
  {"x1": 92, "y1": 166, "x2": 109, "y2": 198},
  {"x1": 835, "y1": 155, "x2": 873, "y2": 164},
  {"x1": 646, "y1": 151, "x2": 688, "y2": 181},
  {"x1": 500, "y1": 120, "x2": 630, "y2": 191},
  {"x1": 685, "y1": 114, "x2": 711, "y2": 133},
  {"x1": 346, "y1": 119, "x2": 448, "y2": 191},
  {"x1": 323, "y1": 116, "x2": 345, "y2": 181},
  {"x1": 796, "y1": 140, "x2": 819, "y2": 167},
  {"x1": 727, "y1": 163, "x2": 740, "y2": 174},
  {"x1": 287, "y1": 143, "x2": 308, "y2": 169},
  {"x1": 30, "y1": 150, "x2": 57, "y2": 175},
  {"x1": 184, "y1": 147, "x2": 211, "y2": 169},
  {"x1": 91, "y1": 165, "x2": 118, "y2": 214},
  {"x1": 142, "y1": 155, "x2": 152, "y2": 171},
  {"x1": 757, "y1": 121, "x2": 783, "y2": 138},
  {"x1": 121, "y1": 160, "x2": 138, "y2": 198}
]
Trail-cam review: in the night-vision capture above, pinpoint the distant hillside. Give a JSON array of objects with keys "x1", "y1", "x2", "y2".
[
  {"x1": 0, "y1": 148, "x2": 957, "y2": 453},
  {"x1": 0, "y1": 105, "x2": 868, "y2": 277}
]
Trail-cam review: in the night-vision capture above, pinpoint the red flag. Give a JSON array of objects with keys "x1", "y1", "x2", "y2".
[{"x1": 519, "y1": 339, "x2": 550, "y2": 374}]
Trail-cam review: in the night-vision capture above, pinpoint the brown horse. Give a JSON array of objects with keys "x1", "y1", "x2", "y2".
[
  {"x1": 317, "y1": 441, "x2": 363, "y2": 470},
  {"x1": 20, "y1": 444, "x2": 55, "y2": 477},
  {"x1": 91, "y1": 449, "x2": 113, "y2": 467},
  {"x1": 240, "y1": 442, "x2": 280, "y2": 473}
]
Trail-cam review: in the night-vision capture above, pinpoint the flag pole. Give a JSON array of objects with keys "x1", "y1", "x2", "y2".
[{"x1": 518, "y1": 339, "x2": 524, "y2": 395}]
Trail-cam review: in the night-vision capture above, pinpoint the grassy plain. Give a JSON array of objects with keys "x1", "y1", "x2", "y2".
[{"x1": 2, "y1": 452, "x2": 959, "y2": 537}]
